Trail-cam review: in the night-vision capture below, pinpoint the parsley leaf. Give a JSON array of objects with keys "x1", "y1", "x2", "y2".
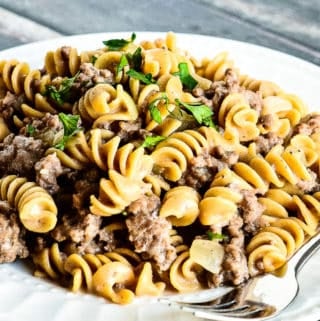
[
  {"x1": 116, "y1": 54, "x2": 129, "y2": 75},
  {"x1": 126, "y1": 69, "x2": 156, "y2": 85},
  {"x1": 130, "y1": 47, "x2": 142, "y2": 70},
  {"x1": 173, "y1": 62, "x2": 198, "y2": 90},
  {"x1": 148, "y1": 95, "x2": 169, "y2": 124},
  {"x1": 26, "y1": 124, "x2": 35, "y2": 136},
  {"x1": 207, "y1": 231, "x2": 228, "y2": 241},
  {"x1": 142, "y1": 135, "x2": 166, "y2": 148},
  {"x1": 175, "y1": 99, "x2": 214, "y2": 127},
  {"x1": 90, "y1": 55, "x2": 98, "y2": 64},
  {"x1": 54, "y1": 113, "x2": 81, "y2": 150},
  {"x1": 45, "y1": 72, "x2": 79, "y2": 105},
  {"x1": 103, "y1": 33, "x2": 136, "y2": 51}
]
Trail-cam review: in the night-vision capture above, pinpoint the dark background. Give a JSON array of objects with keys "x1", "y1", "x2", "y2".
[{"x1": 0, "y1": 0, "x2": 319, "y2": 65}]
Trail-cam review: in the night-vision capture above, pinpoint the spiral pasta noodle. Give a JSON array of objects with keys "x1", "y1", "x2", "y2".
[
  {"x1": 44, "y1": 46, "x2": 81, "y2": 77},
  {"x1": 151, "y1": 128, "x2": 209, "y2": 181},
  {"x1": 0, "y1": 175, "x2": 57, "y2": 233}
]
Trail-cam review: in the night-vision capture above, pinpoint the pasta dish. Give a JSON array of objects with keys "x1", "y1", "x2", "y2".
[{"x1": 0, "y1": 32, "x2": 319, "y2": 304}]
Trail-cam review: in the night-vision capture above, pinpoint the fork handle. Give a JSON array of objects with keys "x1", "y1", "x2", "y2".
[{"x1": 290, "y1": 232, "x2": 320, "y2": 274}]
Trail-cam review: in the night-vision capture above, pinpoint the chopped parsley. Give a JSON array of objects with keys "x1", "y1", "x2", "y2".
[
  {"x1": 142, "y1": 135, "x2": 166, "y2": 148},
  {"x1": 90, "y1": 55, "x2": 98, "y2": 64},
  {"x1": 45, "y1": 72, "x2": 79, "y2": 105},
  {"x1": 173, "y1": 62, "x2": 198, "y2": 90},
  {"x1": 116, "y1": 47, "x2": 143, "y2": 77},
  {"x1": 207, "y1": 231, "x2": 228, "y2": 241},
  {"x1": 175, "y1": 99, "x2": 214, "y2": 127},
  {"x1": 54, "y1": 113, "x2": 81, "y2": 150},
  {"x1": 26, "y1": 124, "x2": 35, "y2": 136},
  {"x1": 103, "y1": 33, "x2": 136, "y2": 51},
  {"x1": 126, "y1": 69, "x2": 156, "y2": 85},
  {"x1": 148, "y1": 95, "x2": 169, "y2": 124},
  {"x1": 129, "y1": 47, "x2": 143, "y2": 70},
  {"x1": 116, "y1": 54, "x2": 129, "y2": 75}
]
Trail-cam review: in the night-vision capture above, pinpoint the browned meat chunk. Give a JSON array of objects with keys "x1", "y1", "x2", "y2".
[
  {"x1": 126, "y1": 194, "x2": 176, "y2": 271},
  {"x1": 0, "y1": 202, "x2": 29, "y2": 263},
  {"x1": 35, "y1": 153, "x2": 64, "y2": 194},
  {"x1": 0, "y1": 134, "x2": 44, "y2": 177}
]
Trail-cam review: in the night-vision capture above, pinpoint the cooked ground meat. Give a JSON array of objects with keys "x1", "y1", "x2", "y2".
[
  {"x1": 254, "y1": 133, "x2": 284, "y2": 155},
  {"x1": 35, "y1": 153, "x2": 64, "y2": 194},
  {"x1": 208, "y1": 214, "x2": 249, "y2": 287},
  {"x1": 0, "y1": 208, "x2": 29, "y2": 263},
  {"x1": 222, "y1": 242, "x2": 249, "y2": 286},
  {"x1": 94, "y1": 119, "x2": 144, "y2": 143},
  {"x1": 49, "y1": 168, "x2": 105, "y2": 254},
  {"x1": 0, "y1": 91, "x2": 26, "y2": 124},
  {"x1": 72, "y1": 169, "x2": 100, "y2": 211},
  {"x1": 178, "y1": 152, "x2": 216, "y2": 190},
  {"x1": 209, "y1": 68, "x2": 241, "y2": 113},
  {"x1": 258, "y1": 114, "x2": 274, "y2": 132},
  {"x1": 178, "y1": 147, "x2": 238, "y2": 190},
  {"x1": 51, "y1": 211, "x2": 102, "y2": 254},
  {"x1": 192, "y1": 87, "x2": 213, "y2": 107},
  {"x1": 243, "y1": 90, "x2": 263, "y2": 114},
  {"x1": 224, "y1": 214, "x2": 248, "y2": 286},
  {"x1": 97, "y1": 227, "x2": 118, "y2": 252},
  {"x1": 0, "y1": 134, "x2": 45, "y2": 177},
  {"x1": 296, "y1": 170, "x2": 320, "y2": 193},
  {"x1": 213, "y1": 146, "x2": 239, "y2": 166},
  {"x1": 126, "y1": 194, "x2": 176, "y2": 271},
  {"x1": 240, "y1": 190, "x2": 265, "y2": 233},
  {"x1": 60, "y1": 46, "x2": 71, "y2": 62},
  {"x1": 293, "y1": 113, "x2": 320, "y2": 135},
  {"x1": 72, "y1": 62, "x2": 114, "y2": 95},
  {"x1": 21, "y1": 113, "x2": 64, "y2": 147}
]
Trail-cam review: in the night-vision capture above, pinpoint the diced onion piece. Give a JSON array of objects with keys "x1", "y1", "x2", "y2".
[{"x1": 189, "y1": 239, "x2": 224, "y2": 274}]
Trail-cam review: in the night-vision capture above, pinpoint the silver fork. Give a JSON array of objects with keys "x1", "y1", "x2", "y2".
[{"x1": 159, "y1": 231, "x2": 320, "y2": 320}]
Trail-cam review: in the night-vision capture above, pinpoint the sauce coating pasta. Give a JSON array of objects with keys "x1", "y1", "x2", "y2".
[{"x1": 0, "y1": 32, "x2": 319, "y2": 304}]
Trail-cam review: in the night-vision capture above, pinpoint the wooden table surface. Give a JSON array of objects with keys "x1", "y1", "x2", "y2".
[{"x1": 0, "y1": 0, "x2": 319, "y2": 66}]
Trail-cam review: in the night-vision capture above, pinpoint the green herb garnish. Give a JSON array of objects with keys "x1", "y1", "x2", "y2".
[
  {"x1": 45, "y1": 72, "x2": 79, "y2": 105},
  {"x1": 116, "y1": 54, "x2": 129, "y2": 75},
  {"x1": 175, "y1": 99, "x2": 214, "y2": 127},
  {"x1": 207, "y1": 231, "x2": 227, "y2": 241},
  {"x1": 142, "y1": 135, "x2": 166, "y2": 148},
  {"x1": 130, "y1": 47, "x2": 142, "y2": 70},
  {"x1": 90, "y1": 55, "x2": 98, "y2": 64},
  {"x1": 103, "y1": 33, "x2": 136, "y2": 51},
  {"x1": 148, "y1": 95, "x2": 169, "y2": 124},
  {"x1": 126, "y1": 69, "x2": 156, "y2": 85},
  {"x1": 26, "y1": 124, "x2": 35, "y2": 136},
  {"x1": 174, "y1": 62, "x2": 198, "y2": 90},
  {"x1": 54, "y1": 113, "x2": 81, "y2": 150}
]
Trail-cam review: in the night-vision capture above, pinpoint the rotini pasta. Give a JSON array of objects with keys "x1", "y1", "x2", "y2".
[
  {"x1": 0, "y1": 32, "x2": 319, "y2": 307},
  {"x1": 0, "y1": 175, "x2": 57, "y2": 233}
]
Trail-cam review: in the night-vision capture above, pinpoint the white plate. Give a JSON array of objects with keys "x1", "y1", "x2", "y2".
[{"x1": 0, "y1": 32, "x2": 320, "y2": 321}]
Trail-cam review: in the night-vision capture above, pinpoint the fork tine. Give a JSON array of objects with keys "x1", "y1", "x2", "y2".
[
  {"x1": 192, "y1": 303, "x2": 275, "y2": 320},
  {"x1": 160, "y1": 283, "x2": 276, "y2": 320}
]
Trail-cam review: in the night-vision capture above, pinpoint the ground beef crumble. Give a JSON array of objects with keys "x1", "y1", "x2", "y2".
[
  {"x1": 0, "y1": 134, "x2": 45, "y2": 177},
  {"x1": 293, "y1": 113, "x2": 320, "y2": 136},
  {"x1": 72, "y1": 62, "x2": 114, "y2": 96},
  {"x1": 208, "y1": 214, "x2": 249, "y2": 287},
  {"x1": 35, "y1": 153, "x2": 64, "y2": 194},
  {"x1": 51, "y1": 211, "x2": 103, "y2": 254},
  {"x1": 254, "y1": 132, "x2": 284, "y2": 155},
  {"x1": 0, "y1": 201, "x2": 29, "y2": 263},
  {"x1": 239, "y1": 190, "x2": 266, "y2": 233},
  {"x1": 178, "y1": 146, "x2": 239, "y2": 190},
  {"x1": 125, "y1": 194, "x2": 176, "y2": 271},
  {"x1": 0, "y1": 91, "x2": 26, "y2": 126}
]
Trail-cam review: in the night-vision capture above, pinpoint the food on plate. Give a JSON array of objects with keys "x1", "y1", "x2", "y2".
[{"x1": 0, "y1": 32, "x2": 319, "y2": 304}]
